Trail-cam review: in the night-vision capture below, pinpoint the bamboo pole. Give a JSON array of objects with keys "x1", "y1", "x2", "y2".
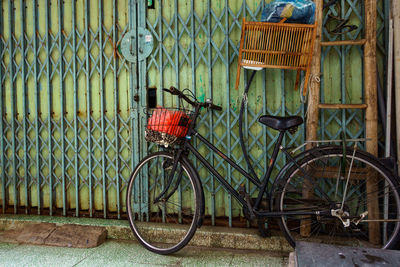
[
  {"x1": 394, "y1": 0, "x2": 400, "y2": 175},
  {"x1": 364, "y1": 2, "x2": 378, "y2": 156},
  {"x1": 306, "y1": 0, "x2": 323, "y2": 145},
  {"x1": 364, "y1": 0, "x2": 380, "y2": 245},
  {"x1": 302, "y1": 0, "x2": 323, "y2": 238}
]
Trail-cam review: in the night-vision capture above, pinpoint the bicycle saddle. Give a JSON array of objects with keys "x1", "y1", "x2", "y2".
[{"x1": 258, "y1": 115, "x2": 303, "y2": 131}]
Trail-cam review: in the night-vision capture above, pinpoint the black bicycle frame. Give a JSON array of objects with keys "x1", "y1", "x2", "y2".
[
  {"x1": 157, "y1": 94, "x2": 328, "y2": 217},
  {"x1": 182, "y1": 131, "x2": 330, "y2": 217}
]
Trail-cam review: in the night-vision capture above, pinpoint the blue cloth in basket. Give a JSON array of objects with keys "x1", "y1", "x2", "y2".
[{"x1": 261, "y1": 0, "x2": 315, "y2": 24}]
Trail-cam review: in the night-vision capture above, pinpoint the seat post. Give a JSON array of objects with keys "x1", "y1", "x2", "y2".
[{"x1": 254, "y1": 130, "x2": 285, "y2": 209}]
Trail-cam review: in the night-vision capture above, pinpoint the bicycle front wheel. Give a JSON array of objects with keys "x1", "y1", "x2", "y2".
[
  {"x1": 126, "y1": 151, "x2": 201, "y2": 254},
  {"x1": 276, "y1": 146, "x2": 400, "y2": 249}
]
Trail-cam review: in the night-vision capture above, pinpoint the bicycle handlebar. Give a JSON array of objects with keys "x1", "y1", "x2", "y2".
[{"x1": 163, "y1": 86, "x2": 222, "y2": 111}]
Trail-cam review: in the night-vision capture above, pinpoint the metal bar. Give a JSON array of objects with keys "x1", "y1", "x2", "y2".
[
  {"x1": 129, "y1": 0, "x2": 141, "y2": 219},
  {"x1": 138, "y1": 0, "x2": 146, "y2": 163},
  {"x1": 158, "y1": 0, "x2": 163, "y2": 106},
  {"x1": 186, "y1": 143, "x2": 248, "y2": 208},
  {"x1": 46, "y1": 0, "x2": 54, "y2": 215},
  {"x1": 340, "y1": 0, "x2": 346, "y2": 140},
  {"x1": 21, "y1": 0, "x2": 30, "y2": 214},
  {"x1": 194, "y1": 133, "x2": 261, "y2": 188},
  {"x1": 85, "y1": 0, "x2": 93, "y2": 217},
  {"x1": 0, "y1": 0, "x2": 5, "y2": 214},
  {"x1": 9, "y1": 0, "x2": 18, "y2": 214},
  {"x1": 72, "y1": 0, "x2": 79, "y2": 217},
  {"x1": 384, "y1": 17, "x2": 394, "y2": 245},
  {"x1": 224, "y1": 0, "x2": 233, "y2": 228},
  {"x1": 129, "y1": 0, "x2": 138, "y2": 196},
  {"x1": 207, "y1": 0, "x2": 216, "y2": 226},
  {"x1": 138, "y1": 0, "x2": 148, "y2": 221},
  {"x1": 291, "y1": 138, "x2": 371, "y2": 154},
  {"x1": 340, "y1": 144, "x2": 357, "y2": 210},
  {"x1": 174, "y1": 0, "x2": 179, "y2": 88},
  {"x1": 58, "y1": 0, "x2": 67, "y2": 216},
  {"x1": 190, "y1": 0, "x2": 195, "y2": 97},
  {"x1": 99, "y1": 0, "x2": 106, "y2": 219},
  {"x1": 174, "y1": 0, "x2": 181, "y2": 223},
  {"x1": 384, "y1": 0, "x2": 390, "y2": 92},
  {"x1": 33, "y1": 0, "x2": 41, "y2": 215},
  {"x1": 238, "y1": 71, "x2": 257, "y2": 180},
  {"x1": 255, "y1": 132, "x2": 285, "y2": 209},
  {"x1": 385, "y1": 19, "x2": 394, "y2": 157},
  {"x1": 281, "y1": 68, "x2": 286, "y2": 165},
  {"x1": 113, "y1": 0, "x2": 121, "y2": 219},
  {"x1": 259, "y1": 0, "x2": 267, "y2": 177}
]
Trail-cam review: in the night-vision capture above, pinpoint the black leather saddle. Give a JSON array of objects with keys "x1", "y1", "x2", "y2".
[{"x1": 258, "y1": 115, "x2": 303, "y2": 131}]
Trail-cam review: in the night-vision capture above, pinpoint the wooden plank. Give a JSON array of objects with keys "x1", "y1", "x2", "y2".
[
  {"x1": 364, "y1": 0, "x2": 380, "y2": 245},
  {"x1": 318, "y1": 104, "x2": 368, "y2": 109},
  {"x1": 312, "y1": 166, "x2": 369, "y2": 180},
  {"x1": 320, "y1": 39, "x2": 366, "y2": 46}
]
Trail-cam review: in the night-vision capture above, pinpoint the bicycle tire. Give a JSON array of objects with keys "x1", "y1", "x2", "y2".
[
  {"x1": 275, "y1": 146, "x2": 400, "y2": 249},
  {"x1": 126, "y1": 151, "x2": 202, "y2": 254}
]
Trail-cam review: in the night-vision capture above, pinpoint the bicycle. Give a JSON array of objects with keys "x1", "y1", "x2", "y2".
[{"x1": 126, "y1": 86, "x2": 400, "y2": 254}]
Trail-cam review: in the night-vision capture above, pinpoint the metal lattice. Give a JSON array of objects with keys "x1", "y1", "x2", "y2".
[{"x1": 0, "y1": 0, "x2": 389, "y2": 226}]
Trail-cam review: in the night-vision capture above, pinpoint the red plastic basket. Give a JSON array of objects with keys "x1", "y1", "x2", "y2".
[{"x1": 145, "y1": 107, "x2": 192, "y2": 147}]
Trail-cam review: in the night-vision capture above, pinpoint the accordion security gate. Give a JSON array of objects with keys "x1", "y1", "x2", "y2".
[
  {"x1": 0, "y1": 0, "x2": 138, "y2": 218},
  {"x1": 0, "y1": 0, "x2": 390, "y2": 226}
]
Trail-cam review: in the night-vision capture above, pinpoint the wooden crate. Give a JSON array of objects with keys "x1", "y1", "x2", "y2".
[{"x1": 235, "y1": 18, "x2": 317, "y2": 95}]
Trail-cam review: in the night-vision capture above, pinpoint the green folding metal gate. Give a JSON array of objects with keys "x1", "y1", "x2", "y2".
[
  {"x1": 0, "y1": 0, "x2": 390, "y2": 226},
  {"x1": 0, "y1": 0, "x2": 139, "y2": 218}
]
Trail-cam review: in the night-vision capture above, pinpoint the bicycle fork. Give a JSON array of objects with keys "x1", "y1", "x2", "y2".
[{"x1": 153, "y1": 150, "x2": 185, "y2": 204}]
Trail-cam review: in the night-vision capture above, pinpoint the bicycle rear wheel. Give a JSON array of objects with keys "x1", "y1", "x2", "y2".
[
  {"x1": 276, "y1": 146, "x2": 400, "y2": 249},
  {"x1": 126, "y1": 151, "x2": 201, "y2": 254}
]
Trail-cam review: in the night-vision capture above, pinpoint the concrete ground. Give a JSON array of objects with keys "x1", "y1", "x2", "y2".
[
  {"x1": 0, "y1": 239, "x2": 288, "y2": 267},
  {"x1": 0, "y1": 215, "x2": 290, "y2": 266}
]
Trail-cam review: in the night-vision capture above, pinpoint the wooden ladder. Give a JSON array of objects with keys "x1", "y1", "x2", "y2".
[{"x1": 306, "y1": 0, "x2": 379, "y2": 244}]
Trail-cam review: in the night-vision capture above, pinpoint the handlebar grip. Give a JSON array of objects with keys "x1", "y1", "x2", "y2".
[
  {"x1": 162, "y1": 87, "x2": 180, "y2": 95},
  {"x1": 168, "y1": 86, "x2": 180, "y2": 95}
]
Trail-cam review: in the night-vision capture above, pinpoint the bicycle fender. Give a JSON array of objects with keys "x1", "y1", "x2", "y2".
[{"x1": 181, "y1": 155, "x2": 205, "y2": 228}]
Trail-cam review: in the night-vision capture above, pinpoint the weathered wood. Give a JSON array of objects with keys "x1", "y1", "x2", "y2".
[
  {"x1": 306, "y1": 0, "x2": 323, "y2": 146},
  {"x1": 318, "y1": 103, "x2": 368, "y2": 109},
  {"x1": 364, "y1": 0, "x2": 380, "y2": 245},
  {"x1": 302, "y1": 0, "x2": 323, "y2": 237},
  {"x1": 312, "y1": 166, "x2": 369, "y2": 180},
  {"x1": 320, "y1": 39, "x2": 366, "y2": 46}
]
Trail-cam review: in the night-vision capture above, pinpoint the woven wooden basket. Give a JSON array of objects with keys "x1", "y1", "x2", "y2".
[{"x1": 235, "y1": 18, "x2": 317, "y2": 95}]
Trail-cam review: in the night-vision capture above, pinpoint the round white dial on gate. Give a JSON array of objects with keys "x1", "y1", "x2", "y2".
[{"x1": 121, "y1": 27, "x2": 154, "y2": 62}]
